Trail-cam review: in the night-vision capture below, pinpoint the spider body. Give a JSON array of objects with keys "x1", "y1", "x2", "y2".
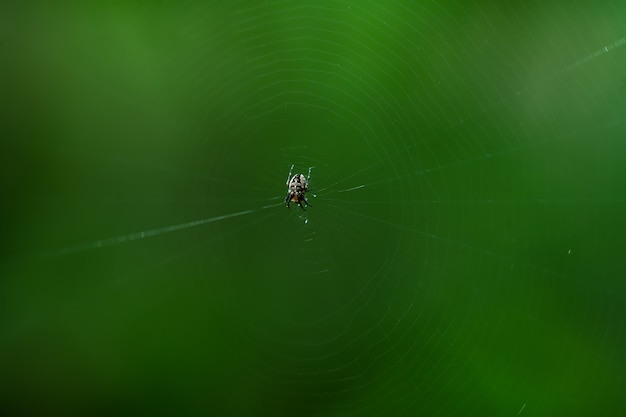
[{"x1": 285, "y1": 165, "x2": 313, "y2": 210}]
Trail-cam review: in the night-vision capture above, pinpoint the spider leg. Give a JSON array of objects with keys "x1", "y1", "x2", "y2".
[
  {"x1": 286, "y1": 164, "x2": 294, "y2": 186},
  {"x1": 295, "y1": 196, "x2": 306, "y2": 211},
  {"x1": 307, "y1": 166, "x2": 314, "y2": 182},
  {"x1": 285, "y1": 194, "x2": 291, "y2": 207},
  {"x1": 302, "y1": 196, "x2": 312, "y2": 208}
]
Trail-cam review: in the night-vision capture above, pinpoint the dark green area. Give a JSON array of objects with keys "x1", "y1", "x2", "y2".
[{"x1": 2, "y1": 2, "x2": 625, "y2": 416}]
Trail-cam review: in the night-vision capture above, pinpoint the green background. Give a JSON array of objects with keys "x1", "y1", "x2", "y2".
[{"x1": 2, "y1": 1, "x2": 625, "y2": 416}]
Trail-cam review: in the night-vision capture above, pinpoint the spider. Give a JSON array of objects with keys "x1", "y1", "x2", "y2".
[{"x1": 285, "y1": 164, "x2": 313, "y2": 210}]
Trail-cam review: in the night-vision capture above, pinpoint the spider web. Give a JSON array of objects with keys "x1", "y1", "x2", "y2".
[{"x1": 2, "y1": 1, "x2": 626, "y2": 416}]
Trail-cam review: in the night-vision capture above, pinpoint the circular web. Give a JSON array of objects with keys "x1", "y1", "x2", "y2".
[{"x1": 2, "y1": 1, "x2": 626, "y2": 416}]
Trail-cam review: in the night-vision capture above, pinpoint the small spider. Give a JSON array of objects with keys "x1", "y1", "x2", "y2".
[{"x1": 285, "y1": 164, "x2": 313, "y2": 210}]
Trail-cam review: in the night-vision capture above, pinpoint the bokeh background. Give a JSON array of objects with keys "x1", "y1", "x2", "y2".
[{"x1": 2, "y1": 1, "x2": 626, "y2": 416}]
